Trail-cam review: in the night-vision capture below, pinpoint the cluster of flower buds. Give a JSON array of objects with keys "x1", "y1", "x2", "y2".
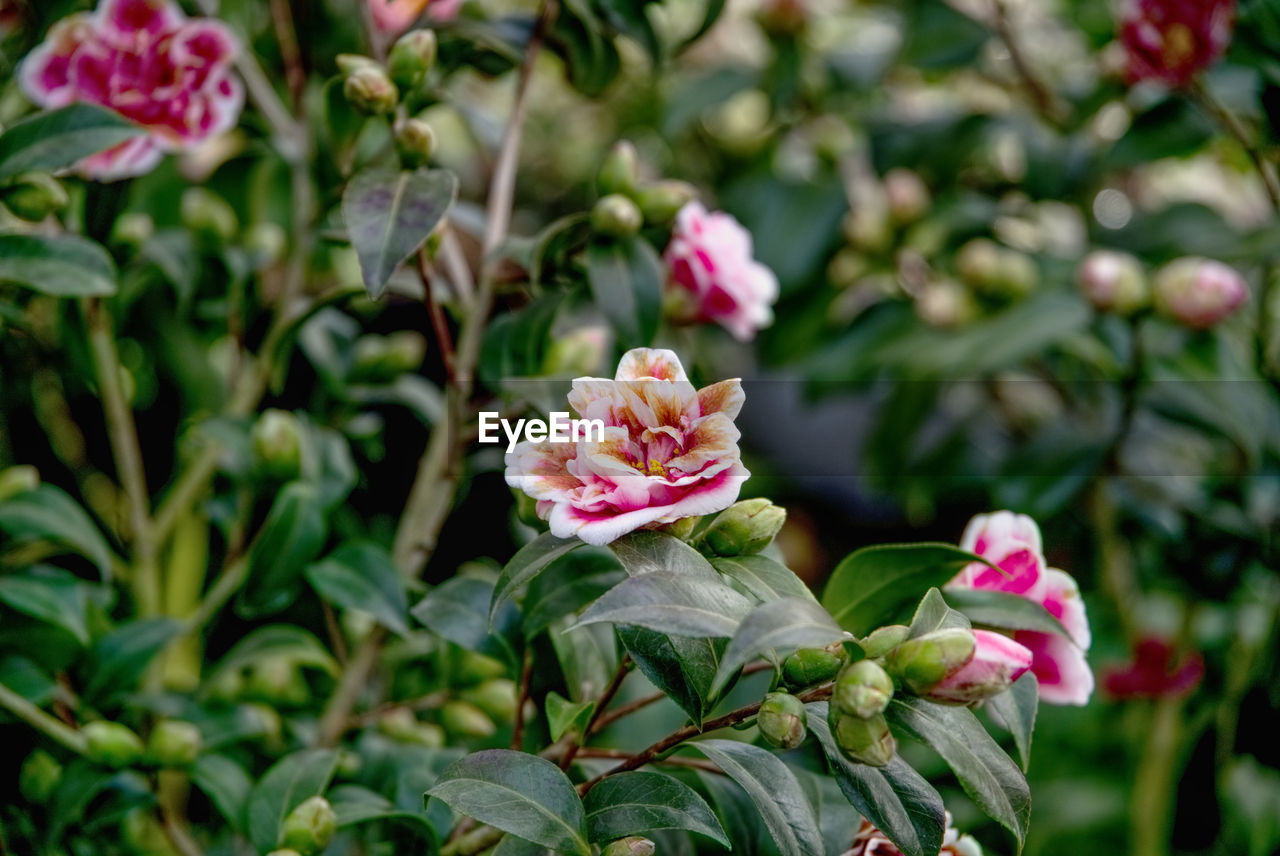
[
  {"x1": 377, "y1": 650, "x2": 516, "y2": 744},
  {"x1": 828, "y1": 659, "x2": 896, "y2": 766},
  {"x1": 80, "y1": 718, "x2": 204, "y2": 770},
  {"x1": 1077, "y1": 250, "x2": 1248, "y2": 329},
  {"x1": 0, "y1": 171, "x2": 68, "y2": 222},
  {"x1": 590, "y1": 141, "x2": 698, "y2": 239},
  {"x1": 954, "y1": 238, "x2": 1039, "y2": 302},
  {"x1": 339, "y1": 29, "x2": 439, "y2": 168}
]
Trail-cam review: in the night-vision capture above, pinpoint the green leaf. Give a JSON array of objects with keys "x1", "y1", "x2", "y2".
[
  {"x1": 81, "y1": 618, "x2": 180, "y2": 702},
  {"x1": 246, "y1": 749, "x2": 339, "y2": 854},
  {"x1": 585, "y1": 235, "x2": 662, "y2": 349},
  {"x1": 711, "y1": 555, "x2": 816, "y2": 604},
  {"x1": 987, "y1": 673, "x2": 1039, "y2": 772},
  {"x1": 0, "y1": 234, "x2": 118, "y2": 297},
  {"x1": 0, "y1": 104, "x2": 144, "y2": 181},
  {"x1": 414, "y1": 576, "x2": 520, "y2": 668},
  {"x1": 906, "y1": 587, "x2": 972, "y2": 639},
  {"x1": 596, "y1": 0, "x2": 661, "y2": 62},
  {"x1": 549, "y1": 0, "x2": 622, "y2": 97},
  {"x1": 886, "y1": 697, "x2": 1031, "y2": 850},
  {"x1": 523, "y1": 549, "x2": 625, "y2": 638},
  {"x1": 609, "y1": 530, "x2": 719, "y2": 580},
  {"x1": 328, "y1": 784, "x2": 433, "y2": 832},
  {"x1": 821, "y1": 544, "x2": 985, "y2": 636},
  {"x1": 944, "y1": 588, "x2": 1069, "y2": 637},
  {"x1": 618, "y1": 626, "x2": 723, "y2": 724},
  {"x1": 0, "y1": 566, "x2": 92, "y2": 645},
  {"x1": 341, "y1": 165, "x2": 458, "y2": 298},
  {"x1": 491, "y1": 533, "x2": 583, "y2": 624},
  {"x1": 305, "y1": 541, "x2": 409, "y2": 635},
  {"x1": 0, "y1": 484, "x2": 114, "y2": 576},
  {"x1": 684, "y1": 740, "x2": 824, "y2": 856},
  {"x1": 807, "y1": 702, "x2": 945, "y2": 856},
  {"x1": 237, "y1": 482, "x2": 328, "y2": 618},
  {"x1": 205, "y1": 625, "x2": 339, "y2": 689},
  {"x1": 712, "y1": 597, "x2": 845, "y2": 694},
  {"x1": 553, "y1": 618, "x2": 619, "y2": 703},
  {"x1": 584, "y1": 771, "x2": 729, "y2": 847},
  {"x1": 192, "y1": 754, "x2": 252, "y2": 833},
  {"x1": 576, "y1": 571, "x2": 753, "y2": 637},
  {"x1": 427, "y1": 749, "x2": 591, "y2": 855},
  {"x1": 546, "y1": 691, "x2": 596, "y2": 742}
]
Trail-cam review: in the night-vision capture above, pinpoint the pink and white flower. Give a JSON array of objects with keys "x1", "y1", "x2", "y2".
[
  {"x1": 842, "y1": 813, "x2": 982, "y2": 856},
  {"x1": 927, "y1": 630, "x2": 1034, "y2": 705},
  {"x1": 1152, "y1": 257, "x2": 1249, "y2": 329},
  {"x1": 1119, "y1": 0, "x2": 1235, "y2": 87},
  {"x1": 948, "y1": 511, "x2": 1094, "y2": 706},
  {"x1": 368, "y1": 0, "x2": 463, "y2": 37},
  {"x1": 18, "y1": 0, "x2": 242, "y2": 181},
  {"x1": 505, "y1": 348, "x2": 749, "y2": 546},
  {"x1": 663, "y1": 202, "x2": 779, "y2": 342}
]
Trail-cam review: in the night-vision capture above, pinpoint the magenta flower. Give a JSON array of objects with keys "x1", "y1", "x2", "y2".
[
  {"x1": 1119, "y1": 0, "x2": 1235, "y2": 87},
  {"x1": 927, "y1": 630, "x2": 1033, "y2": 705},
  {"x1": 368, "y1": 0, "x2": 462, "y2": 37},
  {"x1": 842, "y1": 813, "x2": 982, "y2": 856},
  {"x1": 505, "y1": 348, "x2": 748, "y2": 546},
  {"x1": 19, "y1": 0, "x2": 242, "y2": 181},
  {"x1": 664, "y1": 202, "x2": 779, "y2": 342},
  {"x1": 1102, "y1": 636, "x2": 1204, "y2": 700},
  {"x1": 1152, "y1": 257, "x2": 1249, "y2": 329},
  {"x1": 948, "y1": 511, "x2": 1094, "y2": 706}
]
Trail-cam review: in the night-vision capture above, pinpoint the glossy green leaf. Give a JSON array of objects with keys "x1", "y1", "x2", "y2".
[
  {"x1": 944, "y1": 588, "x2": 1069, "y2": 637},
  {"x1": 906, "y1": 587, "x2": 972, "y2": 638},
  {"x1": 546, "y1": 691, "x2": 595, "y2": 742},
  {"x1": 414, "y1": 576, "x2": 520, "y2": 668},
  {"x1": 711, "y1": 555, "x2": 816, "y2": 604},
  {"x1": 0, "y1": 484, "x2": 115, "y2": 577},
  {"x1": 0, "y1": 104, "x2": 144, "y2": 180},
  {"x1": 0, "y1": 566, "x2": 92, "y2": 645},
  {"x1": 586, "y1": 235, "x2": 662, "y2": 349},
  {"x1": 205, "y1": 625, "x2": 339, "y2": 688},
  {"x1": 246, "y1": 749, "x2": 338, "y2": 853},
  {"x1": 987, "y1": 672, "x2": 1039, "y2": 772},
  {"x1": 237, "y1": 482, "x2": 328, "y2": 618},
  {"x1": 427, "y1": 749, "x2": 591, "y2": 855},
  {"x1": 522, "y1": 548, "x2": 625, "y2": 637},
  {"x1": 576, "y1": 571, "x2": 753, "y2": 638},
  {"x1": 609, "y1": 531, "x2": 720, "y2": 580},
  {"x1": 618, "y1": 626, "x2": 723, "y2": 724},
  {"x1": 491, "y1": 533, "x2": 583, "y2": 624},
  {"x1": 0, "y1": 234, "x2": 117, "y2": 297},
  {"x1": 584, "y1": 771, "x2": 729, "y2": 846},
  {"x1": 305, "y1": 541, "x2": 409, "y2": 635},
  {"x1": 192, "y1": 754, "x2": 253, "y2": 832},
  {"x1": 328, "y1": 784, "x2": 433, "y2": 832},
  {"x1": 712, "y1": 597, "x2": 845, "y2": 694},
  {"x1": 81, "y1": 618, "x2": 180, "y2": 702}
]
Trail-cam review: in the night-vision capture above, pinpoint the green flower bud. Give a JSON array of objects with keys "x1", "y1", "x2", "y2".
[
  {"x1": 146, "y1": 720, "x2": 202, "y2": 767},
  {"x1": 388, "y1": 29, "x2": 437, "y2": 91},
  {"x1": 859, "y1": 625, "x2": 909, "y2": 659},
  {"x1": 205, "y1": 666, "x2": 244, "y2": 702},
  {"x1": 247, "y1": 656, "x2": 310, "y2": 706},
  {"x1": 636, "y1": 180, "x2": 697, "y2": 225},
  {"x1": 883, "y1": 169, "x2": 931, "y2": 226},
  {"x1": 245, "y1": 222, "x2": 288, "y2": 267},
  {"x1": 832, "y1": 660, "x2": 894, "y2": 719},
  {"x1": 267, "y1": 851, "x2": 305, "y2": 856},
  {"x1": 181, "y1": 187, "x2": 238, "y2": 243},
  {"x1": 280, "y1": 795, "x2": 338, "y2": 855},
  {"x1": 991, "y1": 250, "x2": 1038, "y2": 300},
  {"x1": 591, "y1": 194, "x2": 644, "y2": 238},
  {"x1": 121, "y1": 809, "x2": 173, "y2": 854},
  {"x1": 336, "y1": 53, "x2": 379, "y2": 75},
  {"x1": 1078, "y1": 250, "x2": 1148, "y2": 316},
  {"x1": 111, "y1": 211, "x2": 155, "y2": 248},
  {"x1": 456, "y1": 650, "x2": 508, "y2": 684},
  {"x1": 2, "y1": 171, "x2": 68, "y2": 221},
  {"x1": 19, "y1": 750, "x2": 62, "y2": 804},
  {"x1": 0, "y1": 465, "x2": 39, "y2": 503},
  {"x1": 955, "y1": 239, "x2": 1001, "y2": 289},
  {"x1": 252, "y1": 409, "x2": 304, "y2": 480},
  {"x1": 344, "y1": 65, "x2": 399, "y2": 116},
  {"x1": 441, "y1": 699, "x2": 496, "y2": 738},
  {"x1": 336, "y1": 749, "x2": 363, "y2": 778},
  {"x1": 244, "y1": 702, "x2": 284, "y2": 746},
  {"x1": 396, "y1": 118, "x2": 437, "y2": 168},
  {"x1": 830, "y1": 709, "x2": 896, "y2": 767},
  {"x1": 597, "y1": 141, "x2": 640, "y2": 196},
  {"x1": 758, "y1": 692, "x2": 807, "y2": 750},
  {"x1": 352, "y1": 331, "x2": 427, "y2": 381},
  {"x1": 915, "y1": 279, "x2": 978, "y2": 329},
  {"x1": 655, "y1": 515, "x2": 700, "y2": 541},
  {"x1": 782, "y1": 643, "x2": 848, "y2": 690},
  {"x1": 513, "y1": 488, "x2": 547, "y2": 531},
  {"x1": 83, "y1": 721, "x2": 145, "y2": 769},
  {"x1": 463, "y1": 678, "x2": 519, "y2": 722},
  {"x1": 603, "y1": 837, "x2": 656, "y2": 856},
  {"x1": 702, "y1": 498, "x2": 786, "y2": 557},
  {"x1": 884, "y1": 628, "x2": 977, "y2": 695},
  {"x1": 542, "y1": 325, "x2": 608, "y2": 377},
  {"x1": 842, "y1": 206, "x2": 892, "y2": 255}
]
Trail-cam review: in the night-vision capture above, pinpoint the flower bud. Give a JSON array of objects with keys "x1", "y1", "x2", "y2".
[
  {"x1": 181, "y1": 187, "x2": 238, "y2": 243},
  {"x1": 598, "y1": 141, "x2": 640, "y2": 196},
  {"x1": 636, "y1": 180, "x2": 697, "y2": 225},
  {"x1": 883, "y1": 169, "x2": 930, "y2": 226},
  {"x1": 859, "y1": 625, "x2": 909, "y2": 659},
  {"x1": 957, "y1": 239, "x2": 1037, "y2": 299},
  {"x1": 441, "y1": 699, "x2": 497, "y2": 738},
  {"x1": 387, "y1": 29, "x2": 437, "y2": 91},
  {"x1": 915, "y1": 279, "x2": 978, "y2": 328},
  {"x1": 591, "y1": 194, "x2": 644, "y2": 238},
  {"x1": 925, "y1": 630, "x2": 1033, "y2": 705},
  {"x1": 0, "y1": 464, "x2": 39, "y2": 503},
  {"x1": 2, "y1": 171, "x2": 69, "y2": 221},
  {"x1": 456, "y1": 650, "x2": 508, "y2": 684},
  {"x1": 603, "y1": 837, "x2": 656, "y2": 856},
  {"x1": 336, "y1": 53, "x2": 379, "y2": 75},
  {"x1": 842, "y1": 207, "x2": 892, "y2": 255},
  {"x1": 377, "y1": 708, "x2": 445, "y2": 747},
  {"x1": 246, "y1": 222, "x2": 288, "y2": 267},
  {"x1": 758, "y1": 691, "x2": 808, "y2": 749},
  {"x1": 1152, "y1": 257, "x2": 1248, "y2": 329},
  {"x1": 831, "y1": 709, "x2": 897, "y2": 767},
  {"x1": 832, "y1": 660, "x2": 894, "y2": 719},
  {"x1": 267, "y1": 851, "x2": 304, "y2": 856},
  {"x1": 782, "y1": 643, "x2": 848, "y2": 689},
  {"x1": 146, "y1": 720, "x2": 203, "y2": 767},
  {"x1": 344, "y1": 65, "x2": 399, "y2": 116},
  {"x1": 252, "y1": 409, "x2": 304, "y2": 480},
  {"x1": 462, "y1": 678, "x2": 519, "y2": 721},
  {"x1": 396, "y1": 118, "x2": 437, "y2": 168},
  {"x1": 884, "y1": 628, "x2": 977, "y2": 695},
  {"x1": 280, "y1": 795, "x2": 337, "y2": 855},
  {"x1": 111, "y1": 211, "x2": 155, "y2": 248},
  {"x1": 1078, "y1": 250, "x2": 1148, "y2": 315},
  {"x1": 83, "y1": 721, "x2": 145, "y2": 769},
  {"x1": 543, "y1": 325, "x2": 609, "y2": 377},
  {"x1": 247, "y1": 656, "x2": 310, "y2": 706},
  {"x1": 702, "y1": 498, "x2": 787, "y2": 557},
  {"x1": 121, "y1": 809, "x2": 171, "y2": 852},
  {"x1": 19, "y1": 750, "x2": 62, "y2": 804},
  {"x1": 758, "y1": 0, "x2": 806, "y2": 37}
]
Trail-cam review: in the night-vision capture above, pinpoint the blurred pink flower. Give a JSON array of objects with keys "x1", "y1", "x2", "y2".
[
  {"x1": 18, "y1": 0, "x2": 241, "y2": 181},
  {"x1": 842, "y1": 813, "x2": 982, "y2": 856},
  {"x1": 505, "y1": 348, "x2": 748, "y2": 546},
  {"x1": 1152, "y1": 257, "x2": 1249, "y2": 329},
  {"x1": 1119, "y1": 0, "x2": 1234, "y2": 87},
  {"x1": 1102, "y1": 636, "x2": 1204, "y2": 700},
  {"x1": 927, "y1": 629, "x2": 1034, "y2": 705},
  {"x1": 368, "y1": 0, "x2": 462, "y2": 36},
  {"x1": 664, "y1": 202, "x2": 779, "y2": 342},
  {"x1": 948, "y1": 511, "x2": 1094, "y2": 706}
]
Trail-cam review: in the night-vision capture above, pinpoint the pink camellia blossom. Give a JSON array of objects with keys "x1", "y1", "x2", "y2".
[
  {"x1": 368, "y1": 0, "x2": 462, "y2": 36},
  {"x1": 1152, "y1": 257, "x2": 1249, "y2": 329},
  {"x1": 927, "y1": 630, "x2": 1034, "y2": 705},
  {"x1": 948, "y1": 511, "x2": 1094, "y2": 706},
  {"x1": 505, "y1": 348, "x2": 749, "y2": 546},
  {"x1": 1102, "y1": 636, "x2": 1205, "y2": 700},
  {"x1": 841, "y1": 813, "x2": 982, "y2": 856},
  {"x1": 664, "y1": 202, "x2": 779, "y2": 342},
  {"x1": 1119, "y1": 0, "x2": 1235, "y2": 87},
  {"x1": 18, "y1": 0, "x2": 242, "y2": 181}
]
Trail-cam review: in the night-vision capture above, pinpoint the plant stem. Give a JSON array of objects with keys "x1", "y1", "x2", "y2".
[
  {"x1": 0, "y1": 681, "x2": 88, "y2": 755},
  {"x1": 512, "y1": 648, "x2": 535, "y2": 751},
  {"x1": 417, "y1": 248, "x2": 457, "y2": 381},
  {"x1": 989, "y1": 0, "x2": 1068, "y2": 127},
  {"x1": 561, "y1": 655, "x2": 631, "y2": 769}
]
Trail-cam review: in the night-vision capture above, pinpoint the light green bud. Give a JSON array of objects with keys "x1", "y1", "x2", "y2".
[
  {"x1": 336, "y1": 53, "x2": 379, "y2": 75},
  {"x1": 462, "y1": 678, "x2": 519, "y2": 722},
  {"x1": 344, "y1": 65, "x2": 398, "y2": 116},
  {"x1": 636, "y1": 180, "x2": 697, "y2": 225},
  {"x1": 181, "y1": 187, "x2": 238, "y2": 243},
  {"x1": 19, "y1": 750, "x2": 62, "y2": 804},
  {"x1": 758, "y1": 692, "x2": 807, "y2": 750},
  {"x1": 597, "y1": 141, "x2": 639, "y2": 197},
  {"x1": 2, "y1": 171, "x2": 68, "y2": 221},
  {"x1": 832, "y1": 660, "x2": 894, "y2": 719},
  {"x1": 859, "y1": 625, "x2": 910, "y2": 659},
  {"x1": 441, "y1": 699, "x2": 496, "y2": 738},
  {"x1": 830, "y1": 709, "x2": 896, "y2": 767},
  {"x1": 146, "y1": 720, "x2": 203, "y2": 767},
  {"x1": 603, "y1": 837, "x2": 656, "y2": 856},
  {"x1": 280, "y1": 796, "x2": 337, "y2": 855},
  {"x1": 396, "y1": 118, "x2": 437, "y2": 168},
  {"x1": 84, "y1": 721, "x2": 145, "y2": 769},
  {"x1": 388, "y1": 29, "x2": 437, "y2": 91},
  {"x1": 781, "y1": 643, "x2": 848, "y2": 690},
  {"x1": 252, "y1": 409, "x2": 304, "y2": 479},
  {"x1": 0, "y1": 465, "x2": 39, "y2": 503},
  {"x1": 591, "y1": 194, "x2": 644, "y2": 238},
  {"x1": 702, "y1": 498, "x2": 787, "y2": 557},
  {"x1": 884, "y1": 628, "x2": 977, "y2": 694}
]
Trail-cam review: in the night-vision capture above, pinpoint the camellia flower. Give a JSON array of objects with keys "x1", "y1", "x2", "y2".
[
  {"x1": 505, "y1": 348, "x2": 749, "y2": 546},
  {"x1": 18, "y1": 0, "x2": 242, "y2": 181},
  {"x1": 927, "y1": 629, "x2": 1034, "y2": 705},
  {"x1": 841, "y1": 813, "x2": 982, "y2": 856},
  {"x1": 1118, "y1": 0, "x2": 1235, "y2": 87},
  {"x1": 368, "y1": 0, "x2": 462, "y2": 37},
  {"x1": 663, "y1": 202, "x2": 779, "y2": 342},
  {"x1": 948, "y1": 511, "x2": 1094, "y2": 706},
  {"x1": 1102, "y1": 636, "x2": 1205, "y2": 700},
  {"x1": 1152, "y1": 257, "x2": 1248, "y2": 329}
]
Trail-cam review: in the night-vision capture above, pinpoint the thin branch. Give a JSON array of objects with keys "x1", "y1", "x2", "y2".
[
  {"x1": 0, "y1": 681, "x2": 88, "y2": 755},
  {"x1": 269, "y1": 0, "x2": 306, "y2": 111},
  {"x1": 574, "y1": 748, "x2": 726, "y2": 775},
  {"x1": 562, "y1": 655, "x2": 631, "y2": 769},
  {"x1": 315, "y1": 626, "x2": 388, "y2": 747},
  {"x1": 989, "y1": 0, "x2": 1069, "y2": 127},
  {"x1": 1189, "y1": 79, "x2": 1280, "y2": 211},
  {"x1": 512, "y1": 649, "x2": 535, "y2": 751},
  {"x1": 417, "y1": 248, "x2": 457, "y2": 381}
]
